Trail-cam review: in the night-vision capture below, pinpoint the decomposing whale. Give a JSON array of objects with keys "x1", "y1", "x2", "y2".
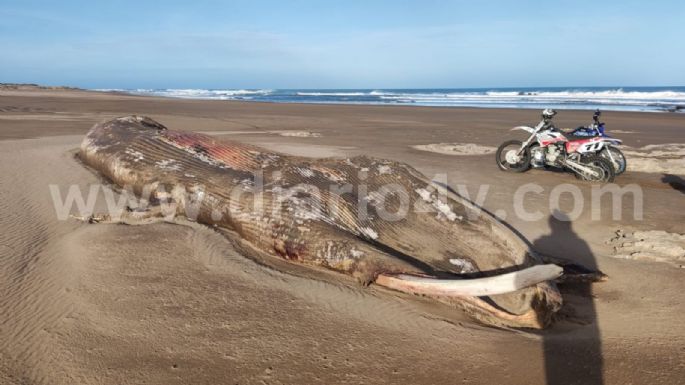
[{"x1": 79, "y1": 116, "x2": 565, "y2": 329}]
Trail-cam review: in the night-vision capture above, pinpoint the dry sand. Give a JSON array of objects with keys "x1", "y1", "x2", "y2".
[
  {"x1": 608, "y1": 230, "x2": 685, "y2": 268},
  {"x1": 411, "y1": 143, "x2": 497, "y2": 156},
  {"x1": 622, "y1": 143, "x2": 685, "y2": 174},
  {"x1": 1, "y1": 87, "x2": 684, "y2": 385}
]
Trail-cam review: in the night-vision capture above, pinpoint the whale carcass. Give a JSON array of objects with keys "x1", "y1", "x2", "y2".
[{"x1": 79, "y1": 116, "x2": 564, "y2": 329}]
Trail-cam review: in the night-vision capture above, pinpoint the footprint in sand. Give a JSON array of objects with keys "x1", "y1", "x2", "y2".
[
  {"x1": 622, "y1": 143, "x2": 685, "y2": 175},
  {"x1": 608, "y1": 229, "x2": 685, "y2": 268}
]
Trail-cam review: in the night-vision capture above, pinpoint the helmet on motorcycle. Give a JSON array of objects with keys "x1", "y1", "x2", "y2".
[{"x1": 542, "y1": 108, "x2": 557, "y2": 120}]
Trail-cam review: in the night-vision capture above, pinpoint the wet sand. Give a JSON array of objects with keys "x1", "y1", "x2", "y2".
[{"x1": 1, "y1": 87, "x2": 683, "y2": 384}]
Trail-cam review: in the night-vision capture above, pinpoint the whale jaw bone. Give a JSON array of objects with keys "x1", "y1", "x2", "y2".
[{"x1": 375, "y1": 264, "x2": 564, "y2": 329}]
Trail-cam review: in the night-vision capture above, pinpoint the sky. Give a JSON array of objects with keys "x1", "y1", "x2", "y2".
[{"x1": 1, "y1": 0, "x2": 683, "y2": 89}]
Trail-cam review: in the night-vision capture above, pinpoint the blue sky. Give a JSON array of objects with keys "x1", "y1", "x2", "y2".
[{"x1": 1, "y1": 0, "x2": 683, "y2": 89}]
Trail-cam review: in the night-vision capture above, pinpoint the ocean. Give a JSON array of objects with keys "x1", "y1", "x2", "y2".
[{"x1": 100, "y1": 86, "x2": 685, "y2": 113}]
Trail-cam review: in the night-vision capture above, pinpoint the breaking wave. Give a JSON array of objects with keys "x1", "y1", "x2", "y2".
[
  {"x1": 127, "y1": 88, "x2": 273, "y2": 100},
  {"x1": 99, "y1": 87, "x2": 685, "y2": 112}
]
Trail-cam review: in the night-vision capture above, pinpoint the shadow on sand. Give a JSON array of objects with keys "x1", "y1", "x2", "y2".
[
  {"x1": 533, "y1": 211, "x2": 604, "y2": 385},
  {"x1": 662, "y1": 173, "x2": 685, "y2": 195}
]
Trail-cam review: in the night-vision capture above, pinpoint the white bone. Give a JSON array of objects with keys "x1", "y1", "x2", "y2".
[{"x1": 376, "y1": 264, "x2": 563, "y2": 297}]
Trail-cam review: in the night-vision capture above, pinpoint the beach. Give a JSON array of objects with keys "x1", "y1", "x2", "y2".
[{"x1": 1, "y1": 86, "x2": 683, "y2": 384}]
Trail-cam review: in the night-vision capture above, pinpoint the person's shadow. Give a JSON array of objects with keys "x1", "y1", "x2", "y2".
[
  {"x1": 533, "y1": 211, "x2": 603, "y2": 385},
  {"x1": 662, "y1": 173, "x2": 685, "y2": 195}
]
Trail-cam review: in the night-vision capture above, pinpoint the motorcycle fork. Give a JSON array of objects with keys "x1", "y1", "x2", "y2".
[
  {"x1": 516, "y1": 132, "x2": 537, "y2": 156},
  {"x1": 604, "y1": 146, "x2": 615, "y2": 163}
]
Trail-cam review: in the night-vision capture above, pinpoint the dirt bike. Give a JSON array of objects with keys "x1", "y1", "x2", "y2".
[
  {"x1": 495, "y1": 109, "x2": 622, "y2": 182},
  {"x1": 566, "y1": 109, "x2": 626, "y2": 175}
]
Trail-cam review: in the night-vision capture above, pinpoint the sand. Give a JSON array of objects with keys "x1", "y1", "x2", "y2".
[
  {"x1": 411, "y1": 143, "x2": 497, "y2": 156},
  {"x1": 1, "y1": 87, "x2": 684, "y2": 384},
  {"x1": 622, "y1": 143, "x2": 685, "y2": 174},
  {"x1": 608, "y1": 230, "x2": 685, "y2": 268}
]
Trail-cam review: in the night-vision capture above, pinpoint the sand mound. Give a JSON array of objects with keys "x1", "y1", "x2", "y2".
[
  {"x1": 610, "y1": 130, "x2": 637, "y2": 134},
  {"x1": 411, "y1": 143, "x2": 497, "y2": 156},
  {"x1": 622, "y1": 143, "x2": 685, "y2": 175},
  {"x1": 269, "y1": 130, "x2": 322, "y2": 137},
  {"x1": 197, "y1": 130, "x2": 322, "y2": 138},
  {"x1": 608, "y1": 229, "x2": 685, "y2": 268}
]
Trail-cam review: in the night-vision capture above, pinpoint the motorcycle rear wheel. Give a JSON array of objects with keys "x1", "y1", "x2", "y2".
[{"x1": 496, "y1": 140, "x2": 531, "y2": 172}]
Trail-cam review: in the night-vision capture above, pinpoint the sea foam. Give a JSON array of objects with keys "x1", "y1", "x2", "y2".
[{"x1": 99, "y1": 87, "x2": 685, "y2": 112}]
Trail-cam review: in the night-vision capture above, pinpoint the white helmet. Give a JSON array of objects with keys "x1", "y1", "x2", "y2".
[{"x1": 542, "y1": 108, "x2": 557, "y2": 119}]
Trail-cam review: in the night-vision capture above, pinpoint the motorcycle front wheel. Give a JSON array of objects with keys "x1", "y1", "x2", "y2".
[
  {"x1": 496, "y1": 140, "x2": 531, "y2": 172},
  {"x1": 575, "y1": 155, "x2": 615, "y2": 183},
  {"x1": 601, "y1": 147, "x2": 627, "y2": 175}
]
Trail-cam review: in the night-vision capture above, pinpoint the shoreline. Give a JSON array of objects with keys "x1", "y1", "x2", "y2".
[
  {"x1": 2, "y1": 88, "x2": 684, "y2": 149},
  {"x1": 4, "y1": 84, "x2": 684, "y2": 114},
  {"x1": 105, "y1": 88, "x2": 685, "y2": 114}
]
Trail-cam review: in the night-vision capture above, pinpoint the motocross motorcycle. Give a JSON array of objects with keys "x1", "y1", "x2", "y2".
[
  {"x1": 569, "y1": 109, "x2": 626, "y2": 174},
  {"x1": 495, "y1": 109, "x2": 622, "y2": 182}
]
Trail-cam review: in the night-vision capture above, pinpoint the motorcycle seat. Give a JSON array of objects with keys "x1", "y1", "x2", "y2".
[{"x1": 564, "y1": 126, "x2": 600, "y2": 141}]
